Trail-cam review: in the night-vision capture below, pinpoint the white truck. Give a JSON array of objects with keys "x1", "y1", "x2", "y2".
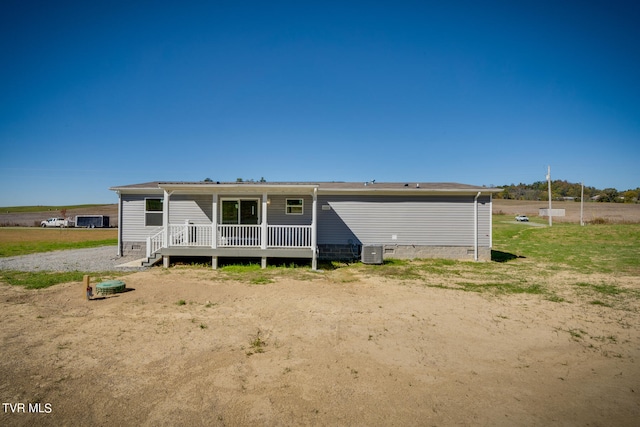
[{"x1": 40, "y1": 217, "x2": 74, "y2": 228}]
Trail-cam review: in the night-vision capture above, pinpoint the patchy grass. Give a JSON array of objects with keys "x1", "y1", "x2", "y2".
[
  {"x1": 215, "y1": 260, "x2": 318, "y2": 284},
  {"x1": 545, "y1": 294, "x2": 567, "y2": 303},
  {"x1": 492, "y1": 220, "x2": 640, "y2": 274},
  {"x1": 363, "y1": 259, "x2": 422, "y2": 281},
  {"x1": 2, "y1": 215, "x2": 638, "y2": 314},
  {"x1": 246, "y1": 329, "x2": 267, "y2": 356},
  {"x1": 302, "y1": 219, "x2": 640, "y2": 308},
  {"x1": 0, "y1": 270, "x2": 126, "y2": 289},
  {"x1": 572, "y1": 281, "x2": 627, "y2": 296},
  {"x1": 249, "y1": 276, "x2": 274, "y2": 285},
  {"x1": 452, "y1": 281, "x2": 545, "y2": 295}
]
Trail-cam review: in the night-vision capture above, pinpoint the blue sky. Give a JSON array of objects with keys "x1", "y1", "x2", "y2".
[{"x1": 1, "y1": 0, "x2": 638, "y2": 206}]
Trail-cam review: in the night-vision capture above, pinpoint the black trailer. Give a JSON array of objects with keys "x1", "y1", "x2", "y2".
[{"x1": 75, "y1": 215, "x2": 110, "y2": 228}]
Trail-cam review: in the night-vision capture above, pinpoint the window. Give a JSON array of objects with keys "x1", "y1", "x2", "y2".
[
  {"x1": 145, "y1": 198, "x2": 163, "y2": 226},
  {"x1": 221, "y1": 199, "x2": 259, "y2": 224},
  {"x1": 286, "y1": 198, "x2": 303, "y2": 215}
]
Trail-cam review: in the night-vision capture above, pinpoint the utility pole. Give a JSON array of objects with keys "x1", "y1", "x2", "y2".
[
  {"x1": 546, "y1": 165, "x2": 552, "y2": 227},
  {"x1": 580, "y1": 182, "x2": 584, "y2": 226}
]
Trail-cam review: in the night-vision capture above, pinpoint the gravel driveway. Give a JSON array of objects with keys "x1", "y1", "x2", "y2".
[{"x1": 0, "y1": 246, "x2": 146, "y2": 272}]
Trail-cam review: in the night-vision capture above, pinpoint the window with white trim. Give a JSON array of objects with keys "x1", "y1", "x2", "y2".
[
  {"x1": 286, "y1": 198, "x2": 304, "y2": 215},
  {"x1": 145, "y1": 198, "x2": 163, "y2": 226}
]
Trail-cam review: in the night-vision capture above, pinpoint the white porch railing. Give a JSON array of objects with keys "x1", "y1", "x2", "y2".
[
  {"x1": 217, "y1": 224, "x2": 261, "y2": 247},
  {"x1": 146, "y1": 229, "x2": 165, "y2": 258},
  {"x1": 268, "y1": 225, "x2": 312, "y2": 248},
  {"x1": 148, "y1": 224, "x2": 313, "y2": 253},
  {"x1": 168, "y1": 224, "x2": 213, "y2": 247}
]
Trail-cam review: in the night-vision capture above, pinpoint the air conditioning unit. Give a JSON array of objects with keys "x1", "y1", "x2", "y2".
[{"x1": 362, "y1": 245, "x2": 383, "y2": 264}]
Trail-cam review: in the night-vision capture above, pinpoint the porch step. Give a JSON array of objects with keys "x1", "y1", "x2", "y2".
[{"x1": 142, "y1": 252, "x2": 163, "y2": 267}]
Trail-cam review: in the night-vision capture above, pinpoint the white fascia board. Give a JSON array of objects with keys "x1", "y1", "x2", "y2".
[
  {"x1": 158, "y1": 183, "x2": 319, "y2": 194},
  {"x1": 317, "y1": 188, "x2": 501, "y2": 196},
  {"x1": 109, "y1": 187, "x2": 163, "y2": 195}
]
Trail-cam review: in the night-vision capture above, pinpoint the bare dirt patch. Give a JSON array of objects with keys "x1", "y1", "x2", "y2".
[
  {"x1": 493, "y1": 199, "x2": 640, "y2": 223},
  {"x1": 1, "y1": 268, "x2": 638, "y2": 425}
]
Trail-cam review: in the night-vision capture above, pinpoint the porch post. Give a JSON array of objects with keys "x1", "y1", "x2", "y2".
[
  {"x1": 311, "y1": 187, "x2": 318, "y2": 270},
  {"x1": 212, "y1": 193, "x2": 218, "y2": 249},
  {"x1": 162, "y1": 190, "x2": 171, "y2": 268},
  {"x1": 261, "y1": 192, "x2": 268, "y2": 250},
  {"x1": 116, "y1": 191, "x2": 122, "y2": 257},
  {"x1": 261, "y1": 192, "x2": 268, "y2": 268},
  {"x1": 163, "y1": 190, "x2": 170, "y2": 249},
  {"x1": 212, "y1": 193, "x2": 217, "y2": 269}
]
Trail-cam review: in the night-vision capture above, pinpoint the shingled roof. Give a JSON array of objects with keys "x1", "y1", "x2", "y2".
[{"x1": 110, "y1": 181, "x2": 501, "y2": 193}]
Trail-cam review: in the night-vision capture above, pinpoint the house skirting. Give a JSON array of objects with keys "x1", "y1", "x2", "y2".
[
  {"x1": 318, "y1": 243, "x2": 491, "y2": 262},
  {"x1": 317, "y1": 244, "x2": 361, "y2": 261},
  {"x1": 382, "y1": 245, "x2": 491, "y2": 261},
  {"x1": 122, "y1": 241, "x2": 147, "y2": 258},
  {"x1": 159, "y1": 247, "x2": 314, "y2": 259},
  {"x1": 123, "y1": 242, "x2": 490, "y2": 262}
]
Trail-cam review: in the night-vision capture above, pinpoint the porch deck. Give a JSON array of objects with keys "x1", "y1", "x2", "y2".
[{"x1": 146, "y1": 223, "x2": 315, "y2": 268}]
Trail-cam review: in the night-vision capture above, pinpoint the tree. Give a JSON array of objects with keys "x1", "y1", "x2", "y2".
[
  {"x1": 623, "y1": 189, "x2": 639, "y2": 203},
  {"x1": 598, "y1": 188, "x2": 619, "y2": 203}
]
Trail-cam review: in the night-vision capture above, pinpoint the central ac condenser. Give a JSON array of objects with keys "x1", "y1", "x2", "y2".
[{"x1": 361, "y1": 245, "x2": 383, "y2": 264}]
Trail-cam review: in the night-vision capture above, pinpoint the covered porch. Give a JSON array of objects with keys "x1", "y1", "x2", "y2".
[{"x1": 146, "y1": 183, "x2": 319, "y2": 269}]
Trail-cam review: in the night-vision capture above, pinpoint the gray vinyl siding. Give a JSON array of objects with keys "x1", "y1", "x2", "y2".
[
  {"x1": 122, "y1": 191, "x2": 492, "y2": 248},
  {"x1": 122, "y1": 193, "x2": 213, "y2": 243},
  {"x1": 318, "y1": 195, "x2": 492, "y2": 247},
  {"x1": 121, "y1": 193, "x2": 163, "y2": 242},
  {"x1": 478, "y1": 197, "x2": 491, "y2": 246},
  {"x1": 212, "y1": 194, "x2": 312, "y2": 225},
  {"x1": 169, "y1": 194, "x2": 213, "y2": 224},
  {"x1": 266, "y1": 195, "x2": 312, "y2": 225}
]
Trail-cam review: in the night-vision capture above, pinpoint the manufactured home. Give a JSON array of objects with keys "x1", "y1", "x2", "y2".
[{"x1": 110, "y1": 181, "x2": 501, "y2": 269}]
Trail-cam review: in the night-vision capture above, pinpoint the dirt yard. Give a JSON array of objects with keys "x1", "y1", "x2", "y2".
[{"x1": 1, "y1": 268, "x2": 638, "y2": 426}]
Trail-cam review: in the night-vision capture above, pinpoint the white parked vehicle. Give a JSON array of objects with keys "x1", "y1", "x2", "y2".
[
  {"x1": 515, "y1": 215, "x2": 529, "y2": 222},
  {"x1": 40, "y1": 217, "x2": 74, "y2": 228}
]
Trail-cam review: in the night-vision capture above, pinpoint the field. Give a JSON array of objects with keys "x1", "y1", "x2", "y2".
[
  {"x1": 1, "y1": 200, "x2": 638, "y2": 228},
  {"x1": 0, "y1": 228, "x2": 117, "y2": 257},
  {"x1": 0, "y1": 206, "x2": 639, "y2": 425},
  {"x1": 0, "y1": 204, "x2": 118, "y2": 228},
  {"x1": 493, "y1": 198, "x2": 640, "y2": 223}
]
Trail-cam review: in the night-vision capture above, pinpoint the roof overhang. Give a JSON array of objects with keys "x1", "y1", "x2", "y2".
[
  {"x1": 110, "y1": 181, "x2": 502, "y2": 196},
  {"x1": 317, "y1": 187, "x2": 501, "y2": 196},
  {"x1": 157, "y1": 183, "x2": 319, "y2": 195},
  {"x1": 109, "y1": 183, "x2": 164, "y2": 195}
]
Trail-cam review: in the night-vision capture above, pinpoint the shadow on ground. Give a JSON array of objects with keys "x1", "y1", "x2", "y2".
[{"x1": 491, "y1": 250, "x2": 525, "y2": 263}]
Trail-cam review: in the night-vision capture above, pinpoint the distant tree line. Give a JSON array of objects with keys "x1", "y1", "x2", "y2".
[{"x1": 496, "y1": 180, "x2": 639, "y2": 203}]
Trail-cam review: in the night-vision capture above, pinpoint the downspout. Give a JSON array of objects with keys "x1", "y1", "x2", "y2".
[
  {"x1": 474, "y1": 192, "x2": 481, "y2": 261},
  {"x1": 116, "y1": 191, "x2": 122, "y2": 257},
  {"x1": 311, "y1": 187, "x2": 318, "y2": 270}
]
